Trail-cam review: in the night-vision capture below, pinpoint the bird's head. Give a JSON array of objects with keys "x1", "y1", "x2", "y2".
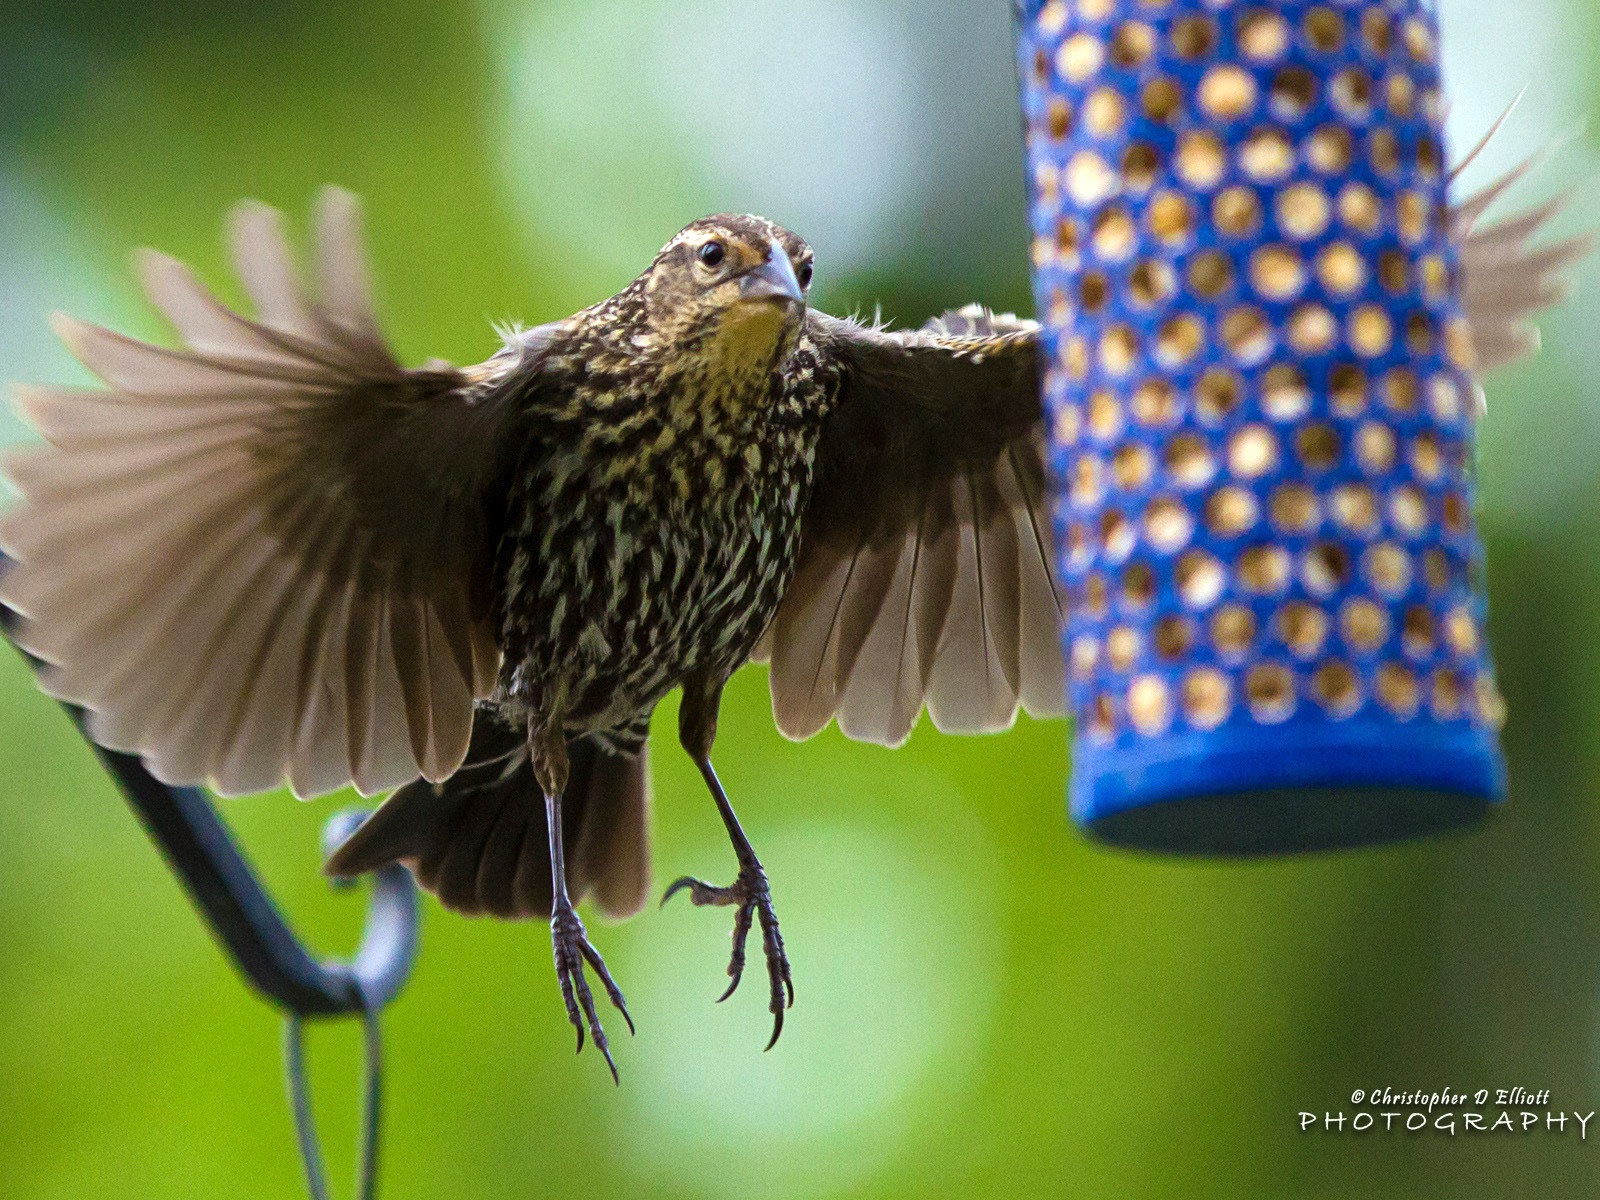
[{"x1": 639, "y1": 214, "x2": 813, "y2": 372}]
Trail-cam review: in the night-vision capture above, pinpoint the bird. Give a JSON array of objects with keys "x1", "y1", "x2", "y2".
[{"x1": 0, "y1": 136, "x2": 1583, "y2": 1081}]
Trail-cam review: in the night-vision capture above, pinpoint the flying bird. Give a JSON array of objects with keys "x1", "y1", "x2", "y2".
[{"x1": 0, "y1": 142, "x2": 1583, "y2": 1079}]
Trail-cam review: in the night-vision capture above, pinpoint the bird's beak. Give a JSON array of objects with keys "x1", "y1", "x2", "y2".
[{"x1": 739, "y1": 244, "x2": 805, "y2": 308}]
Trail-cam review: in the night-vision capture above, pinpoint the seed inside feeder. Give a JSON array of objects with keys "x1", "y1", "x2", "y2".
[
  {"x1": 1445, "y1": 607, "x2": 1479, "y2": 658},
  {"x1": 1177, "y1": 550, "x2": 1226, "y2": 609},
  {"x1": 1164, "y1": 434, "x2": 1216, "y2": 488},
  {"x1": 1339, "y1": 184, "x2": 1383, "y2": 235},
  {"x1": 1100, "y1": 325, "x2": 1139, "y2": 374},
  {"x1": 1123, "y1": 143, "x2": 1161, "y2": 193},
  {"x1": 1156, "y1": 316, "x2": 1205, "y2": 368},
  {"x1": 1177, "y1": 132, "x2": 1228, "y2": 189},
  {"x1": 1389, "y1": 486, "x2": 1427, "y2": 535},
  {"x1": 1364, "y1": 543, "x2": 1412, "y2": 595},
  {"x1": 1329, "y1": 68, "x2": 1374, "y2": 120},
  {"x1": 1196, "y1": 369, "x2": 1243, "y2": 421},
  {"x1": 1246, "y1": 663, "x2": 1297, "y2": 723},
  {"x1": 1143, "y1": 77, "x2": 1183, "y2": 125},
  {"x1": 1241, "y1": 130, "x2": 1295, "y2": 183},
  {"x1": 1277, "y1": 183, "x2": 1332, "y2": 240},
  {"x1": 1071, "y1": 635, "x2": 1099, "y2": 678},
  {"x1": 1183, "y1": 667, "x2": 1233, "y2": 729},
  {"x1": 1078, "y1": 269, "x2": 1107, "y2": 312},
  {"x1": 1072, "y1": 455, "x2": 1105, "y2": 507},
  {"x1": 1084, "y1": 573, "x2": 1110, "y2": 616},
  {"x1": 1239, "y1": 10, "x2": 1290, "y2": 62},
  {"x1": 1302, "y1": 542, "x2": 1352, "y2": 595},
  {"x1": 1340, "y1": 597, "x2": 1390, "y2": 653},
  {"x1": 1088, "y1": 389, "x2": 1121, "y2": 440},
  {"x1": 1101, "y1": 510, "x2": 1136, "y2": 561},
  {"x1": 1145, "y1": 497, "x2": 1195, "y2": 552},
  {"x1": 1199, "y1": 66, "x2": 1258, "y2": 120},
  {"x1": 1084, "y1": 88, "x2": 1128, "y2": 138},
  {"x1": 1423, "y1": 547, "x2": 1452, "y2": 592},
  {"x1": 1189, "y1": 250, "x2": 1237, "y2": 298},
  {"x1": 1223, "y1": 307, "x2": 1275, "y2": 364},
  {"x1": 1214, "y1": 187, "x2": 1264, "y2": 237},
  {"x1": 1251, "y1": 246, "x2": 1306, "y2": 301},
  {"x1": 1107, "y1": 625, "x2": 1141, "y2": 672},
  {"x1": 1308, "y1": 125, "x2": 1354, "y2": 173},
  {"x1": 1401, "y1": 605, "x2": 1435, "y2": 658},
  {"x1": 1112, "y1": 443, "x2": 1153, "y2": 490},
  {"x1": 1354, "y1": 422, "x2": 1397, "y2": 473},
  {"x1": 1262, "y1": 365, "x2": 1312, "y2": 421},
  {"x1": 1206, "y1": 486, "x2": 1260, "y2": 537},
  {"x1": 1090, "y1": 693, "x2": 1117, "y2": 740},
  {"x1": 1278, "y1": 601, "x2": 1330, "y2": 658},
  {"x1": 1317, "y1": 243, "x2": 1366, "y2": 295},
  {"x1": 1173, "y1": 15, "x2": 1218, "y2": 59},
  {"x1": 1330, "y1": 365, "x2": 1368, "y2": 417},
  {"x1": 1384, "y1": 368, "x2": 1420, "y2": 413},
  {"x1": 1148, "y1": 192, "x2": 1196, "y2": 245},
  {"x1": 1132, "y1": 379, "x2": 1180, "y2": 426},
  {"x1": 1128, "y1": 675, "x2": 1173, "y2": 735},
  {"x1": 1093, "y1": 210, "x2": 1137, "y2": 262},
  {"x1": 1229, "y1": 424, "x2": 1279, "y2": 478},
  {"x1": 1377, "y1": 662, "x2": 1420, "y2": 718},
  {"x1": 1068, "y1": 151, "x2": 1117, "y2": 205},
  {"x1": 1155, "y1": 614, "x2": 1196, "y2": 660},
  {"x1": 1270, "y1": 67, "x2": 1317, "y2": 121},
  {"x1": 1475, "y1": 675, "x2": 1508, "y2": 730},
  {"x1": 1296, "y1": 422, "x2": 1342, "y2": 471},
  {"x1": 1313, "y1": 661, "x2": 1362, "y2": 717},
  {"x1": 1058, "y1": 33, "x2": 1105, "y2": 83},
  {"x1": 1212, "y1": 603, "x2": 1258, "y2": 658},
  {"x1": 1240, "y1": 545, "x2": 1292, "y2": 594},
  {"x1": 1431, "y1": 669, "x2": 1464, "y2": 720},
  {"x1": 1331, "y1": 483, "x2": 1379, "y2": 535},
  {"x1": 1269, "y1": 483, "x2": 1320, "y2": 532},
  {"x1": 1110, "y1": 20, "x2": 1156, "y2": 67},
  {"x1": 1123, "y1": 562, "x2": 1157, "y2": 607}
]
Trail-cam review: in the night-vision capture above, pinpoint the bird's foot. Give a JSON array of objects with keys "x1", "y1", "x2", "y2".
[
  {"x1": 550, "y1": 899, "x2": 633, "y2": 1083},
  {"x1": 662, "y1": 863, "x2": 794, "y2": 1049}
]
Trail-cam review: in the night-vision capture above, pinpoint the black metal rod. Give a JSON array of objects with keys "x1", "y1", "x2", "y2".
[{"x1": 0, "y1": 575, "x2": 419, "y2": 1018}]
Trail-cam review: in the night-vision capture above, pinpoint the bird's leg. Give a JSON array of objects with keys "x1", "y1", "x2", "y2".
[
  {"x1": 661, "y1": 675, "x2": 794, "y2": 1049},
  {"x1": 530, "y1": 715, "x2": 632, "y2": 1082}
]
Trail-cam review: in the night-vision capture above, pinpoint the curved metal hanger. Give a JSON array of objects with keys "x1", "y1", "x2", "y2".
[{"x1": 0, "y1": 570, "x2": 420, "y2": 1200}]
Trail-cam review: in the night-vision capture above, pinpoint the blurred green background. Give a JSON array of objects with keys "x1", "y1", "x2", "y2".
[{"x1": 3, "y1": 0, "x2": 1600, "y2": 1196}]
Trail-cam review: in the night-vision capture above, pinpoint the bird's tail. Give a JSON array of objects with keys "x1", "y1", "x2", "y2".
[{"x1": 325, "y1": 714, "x2": 651, "y2": 920}]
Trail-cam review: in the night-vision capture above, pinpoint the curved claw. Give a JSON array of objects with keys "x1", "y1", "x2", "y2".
[
  {"x1": 551, "y1": 903, "x2": 629, "y2": 1085},
  {"x1": 669, "y1": 863, "x2": 793, "y2": 1048},
  {"x1": 660, "y1": 876, "x2": 698, "y2": 908}
]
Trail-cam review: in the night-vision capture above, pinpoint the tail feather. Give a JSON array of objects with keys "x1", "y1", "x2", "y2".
[{"x1": 325, "y1": 713, "x2": 651, "y2": 920}]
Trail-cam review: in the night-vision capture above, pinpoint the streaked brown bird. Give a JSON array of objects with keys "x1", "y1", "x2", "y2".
[{"x1": 0, "y1": 139, "x2": 1583, "y2": 1078}]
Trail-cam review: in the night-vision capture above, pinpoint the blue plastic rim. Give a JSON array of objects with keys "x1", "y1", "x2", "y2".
[{"x1": 1017, "y1": 0, "x2": 1507, "y2": 854}]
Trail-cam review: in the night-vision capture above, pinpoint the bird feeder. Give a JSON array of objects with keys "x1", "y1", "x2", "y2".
[{"x1": 1017, "y1": 0, "x2": 1506, "y2": 853}]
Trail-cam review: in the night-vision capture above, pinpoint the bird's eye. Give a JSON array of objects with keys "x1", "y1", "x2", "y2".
[
  {"x1": 797, "y1": 261, "x2": 813, "y2": 289},
  {"x1": 698, "y1": 240, "x2": 726, "y2": 269}
]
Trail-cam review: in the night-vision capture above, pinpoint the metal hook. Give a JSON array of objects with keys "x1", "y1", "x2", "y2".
[{"x1": 1, "y1": 571, "x2": 421, "y2": 1197}]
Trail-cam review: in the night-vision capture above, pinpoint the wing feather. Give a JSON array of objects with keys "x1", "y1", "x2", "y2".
[{"x1": 0, "y1": 190, "x2": 514, "y2": 798}]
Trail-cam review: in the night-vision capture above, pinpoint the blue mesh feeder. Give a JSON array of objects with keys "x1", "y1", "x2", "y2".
[{"x1": 1017, "y1": 0, "x2": 1506, "y2": 853}]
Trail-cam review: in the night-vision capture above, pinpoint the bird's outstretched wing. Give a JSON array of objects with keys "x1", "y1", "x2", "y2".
[
  {"x1": 1453, "y1": 150, "x2": 1596, "y2": 380},
  {"x1": 0, "y1": 189, "x2": 521, "y2": 798},
  {"x1": 762, "y1": 305, "x2": 1061, "y2": 748},
  {"x1": 763, "y1": 160, "x2": 1590, "y2": 748}
]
